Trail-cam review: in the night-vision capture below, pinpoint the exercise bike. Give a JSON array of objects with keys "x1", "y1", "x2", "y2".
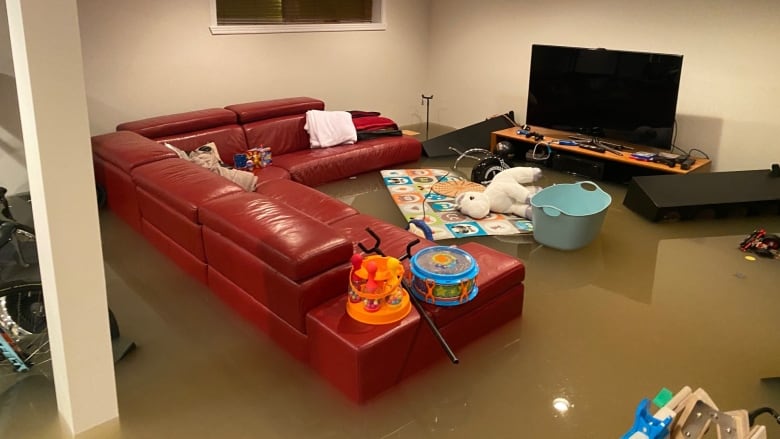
[{"x1": 0, "y1": 187, "x2": 133, "y2": 386}]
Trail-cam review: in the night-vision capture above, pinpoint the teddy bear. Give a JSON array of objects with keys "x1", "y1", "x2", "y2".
[{"x1": 455, "y1": 167, "x2": 543, "y2": 220}]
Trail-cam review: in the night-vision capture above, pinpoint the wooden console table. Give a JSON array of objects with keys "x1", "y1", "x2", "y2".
[{"x1": 490, "y1": 127, "x2": 711, "y2": 181}]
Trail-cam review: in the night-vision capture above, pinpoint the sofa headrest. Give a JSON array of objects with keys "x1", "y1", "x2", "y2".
[
  {"x1": 117, "y1": 108, "x2": 238, "y2": 139},
  {"x1": 225, "y1": 97, "x2": 325, "y2": 124}
]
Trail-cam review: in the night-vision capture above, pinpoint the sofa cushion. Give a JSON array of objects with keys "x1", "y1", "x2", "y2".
[
  {"x1": 242, "y1": 115, "x2": 311, "y2": 156},
  {"x1": 253, "y1": 165, "x2": 291, "y2": 183},
  {"x1": 154, "y1": 125, "x2": 248, "y2": 166},
  {"x1": 225, "y1": 97, "x2": 324, "y2": 124},
  {"x1": 132, "y1": 159, "x2": 244, "y2": 223},
  {"x1": 270, "y1": 136, "x2": 422, "y2": 187},
  {"x1": 199, "y1": 192, "x2": 353, "y2": 282},
  {"x1": 254, "y1": 179, "x2": 358, "y2": 224}
]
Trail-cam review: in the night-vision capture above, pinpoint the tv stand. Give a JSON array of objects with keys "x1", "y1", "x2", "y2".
[
  {"x1": 570, "y1": 135, "x2": 634, "y2": 154},
  {"x1": 490, "y1": 126, "x2": 711, "y2": 183}
]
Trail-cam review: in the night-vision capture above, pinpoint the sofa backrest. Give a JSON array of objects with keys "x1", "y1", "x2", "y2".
[
  {"x1": 114, "y1": 97, "x2": 327, "y2": 164},
  {"x1": 225, "y1": 97, "x2": 324, "y2": 156},
  {"x1": 117, "y1": 108, "x2": 248, "y2": 166}
]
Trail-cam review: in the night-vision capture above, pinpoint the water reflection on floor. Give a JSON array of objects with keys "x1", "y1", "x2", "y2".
[{"x1": 2, "y1": 154, "x2": 780, "y2": 438}]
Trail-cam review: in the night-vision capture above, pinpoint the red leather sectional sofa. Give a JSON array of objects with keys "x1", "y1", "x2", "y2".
[{"x1": 91, "y1": 97, "x2": 526, "y2": 402}]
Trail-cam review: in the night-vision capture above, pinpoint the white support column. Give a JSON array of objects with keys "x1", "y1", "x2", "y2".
[{"x1": 5, "y1": 0, "x2": 118, "y2": 435}]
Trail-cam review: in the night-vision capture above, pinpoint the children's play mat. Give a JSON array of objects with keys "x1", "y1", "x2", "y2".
[{"x1": 381, "y1": 169, "x2": 533, "y2": 241}]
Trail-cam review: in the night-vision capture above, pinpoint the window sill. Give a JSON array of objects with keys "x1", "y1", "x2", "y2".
[{"x1": 210, "y1": 22, "x2": 386, "y2": 35}]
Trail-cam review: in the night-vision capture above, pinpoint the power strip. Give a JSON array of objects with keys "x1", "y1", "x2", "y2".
[{"x1": 680, "y1": 157, "x2": 696, "y2": 170}]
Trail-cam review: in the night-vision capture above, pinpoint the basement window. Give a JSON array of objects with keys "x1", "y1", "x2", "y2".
[{"x1": 210, "y1": 0, "x2": 385, "y2": 34}]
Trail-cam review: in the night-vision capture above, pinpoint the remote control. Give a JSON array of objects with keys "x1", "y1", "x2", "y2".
[
  {"x1": 579, "y1": 144, "x2": 606, "y2": 153},
  {"x1": 650, "y1": 156, "x2": 676, "y2": 167}
]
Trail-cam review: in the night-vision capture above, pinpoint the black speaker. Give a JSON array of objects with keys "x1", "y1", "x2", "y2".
[
  {"x1": 623, "y1": 170, "x2": 780, "y2": 222},
  {"x1": 421, "y1": 112, "x2": 516, "y2": 157},
  {"x1": 549, "y1": 153, "x2": 605, "y2": 180}
]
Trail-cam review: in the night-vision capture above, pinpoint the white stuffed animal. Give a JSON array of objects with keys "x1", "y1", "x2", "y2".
[{"x1": 455, "y1": 167, "x2": 543, "y2": 220}]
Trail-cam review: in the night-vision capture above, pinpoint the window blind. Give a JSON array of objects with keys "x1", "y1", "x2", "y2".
[{"x1": 216, "y1": 0, "x2": 373, "y2": 26}]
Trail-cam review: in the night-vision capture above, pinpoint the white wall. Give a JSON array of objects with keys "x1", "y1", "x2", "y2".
[
  {"x1": 427, "y1": 0, "x2": 780, "y2": 171},
  {"x1": 77, "y1": 0, "x2": 432, "y2": 135}
]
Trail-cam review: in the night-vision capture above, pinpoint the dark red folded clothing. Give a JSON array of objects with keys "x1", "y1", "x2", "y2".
[
  {"x1": 348, "y1": 110, "x2": 381, "y2": 118},
  {"x1": 353, "y1": 116, "x2": 398, "y2": 132}
]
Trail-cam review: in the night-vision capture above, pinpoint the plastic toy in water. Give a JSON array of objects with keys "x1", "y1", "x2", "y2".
[
  {"x1": 621, "y1": 399, "x2": 673, "y2": 439},
  {"x1": 409, "y1": 246, "x2": 479, "y2": 307},
  {"x1": 346, "y1": 253, "x2": 412, "y2": 325}
]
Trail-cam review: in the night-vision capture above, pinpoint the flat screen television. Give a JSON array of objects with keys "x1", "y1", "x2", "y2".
[{"x1": 525, "y1": 44, "x2": 683, "y2": 150}]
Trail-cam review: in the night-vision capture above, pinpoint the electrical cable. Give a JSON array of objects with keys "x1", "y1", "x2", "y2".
[
  {"x1": 672, "y1": 144, "x2": 688, "y2": 155},
  {"x1": 408, "y1": 170, "x2": 451, "y2": 241},
  {"x1": 530, "y1": 141, "x2": 552, "y2": 161},
  {"x1": 670, "y1": 120, "x2": 710, "y2": 160},
  {"x1": 748, "y1": 406, "x2": 780, "y2": 427},
  {"x1": 687, "y1": 148, "x2": 710, "y2": 159},
  {"x1": 422, "y1": 171, "x2": 451, "y2": 222}
]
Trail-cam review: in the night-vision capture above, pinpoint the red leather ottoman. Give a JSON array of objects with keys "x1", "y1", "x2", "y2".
[
  {"x1": 306, "y1": 295, "x2": 422, "y2": 402},
  {"x1": 305, "y1": 239, "x2": 526, "y2": 403}
]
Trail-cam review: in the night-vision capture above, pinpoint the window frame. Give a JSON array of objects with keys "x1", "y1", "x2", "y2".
[{"x1": 209, "y1": 0, "x2": 386, "y2": 35}]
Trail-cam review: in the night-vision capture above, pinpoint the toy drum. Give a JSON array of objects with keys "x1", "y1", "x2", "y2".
[{"x1": 409, "y1": 246, "x2": 479, "y2": 307}]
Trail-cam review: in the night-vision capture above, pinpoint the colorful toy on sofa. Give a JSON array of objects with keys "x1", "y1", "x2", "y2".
[
  {"x1": 409, "y1": 246, "x2": 479, "y2": 306},
  {"x1": 346, "y1": 253, "x2": 412, "y2": 325},
  {"x1": 243, "y1": 145, "x2": 272, "y2": 170}
]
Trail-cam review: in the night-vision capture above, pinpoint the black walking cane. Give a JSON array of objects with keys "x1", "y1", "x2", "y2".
[{"x1": 357, "y1": 227, "x2": 459, "y2": 364}]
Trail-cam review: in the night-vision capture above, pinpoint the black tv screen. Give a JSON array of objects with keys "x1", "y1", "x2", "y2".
[{"x1": 526, "y1": 44, "x2": 683, "y2": 150}]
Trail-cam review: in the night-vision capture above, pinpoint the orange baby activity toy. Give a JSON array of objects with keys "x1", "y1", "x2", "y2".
[{"x1": 346, "y1": 253, "x2": 412, "y2": 325}]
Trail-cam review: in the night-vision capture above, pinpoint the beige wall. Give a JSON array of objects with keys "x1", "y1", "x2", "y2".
[
  {"x1": 77, "y1": 0, "x2": 432, "y2": 135},
  {"x1": 426, "y1": 0, "x2": 780, "y2": 171},
  {"x1": 3, "y1": 0, "x2": 778, "y2": 193},
  {"x1": 0, "y1": 0, "x2": 430, "y2": 191}
]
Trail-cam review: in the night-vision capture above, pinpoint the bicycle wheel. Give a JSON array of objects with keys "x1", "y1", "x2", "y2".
[{"x1": 0, "y1": 282, "x2": 50, "y2": 383}]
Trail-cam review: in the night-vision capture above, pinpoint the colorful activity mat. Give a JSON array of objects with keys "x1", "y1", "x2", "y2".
[{"x1": 381, "y1": 169, "x2": 533, "y2": 241}]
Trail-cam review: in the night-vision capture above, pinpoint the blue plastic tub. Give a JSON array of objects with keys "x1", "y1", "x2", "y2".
[{"x1": 530, "y1": 181, "x2": 612, "y2": 250}]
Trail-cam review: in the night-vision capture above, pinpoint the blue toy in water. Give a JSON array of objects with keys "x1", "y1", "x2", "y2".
[{"x1": 621, "y1": 399, "x2": 673, "y2": 439}]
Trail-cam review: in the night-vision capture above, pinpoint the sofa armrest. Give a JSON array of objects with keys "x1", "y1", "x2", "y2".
[
  {"x1": 92, "y1": 131, "x2": 177, "y2": 174},
  {"x1": 199, "y1": 192, "x2": 353, "y2": 282}
]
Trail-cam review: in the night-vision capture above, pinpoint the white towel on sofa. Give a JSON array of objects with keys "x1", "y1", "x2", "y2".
[{"x1": 304, "y1": 110, "x2": 357, "y2": 148}]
